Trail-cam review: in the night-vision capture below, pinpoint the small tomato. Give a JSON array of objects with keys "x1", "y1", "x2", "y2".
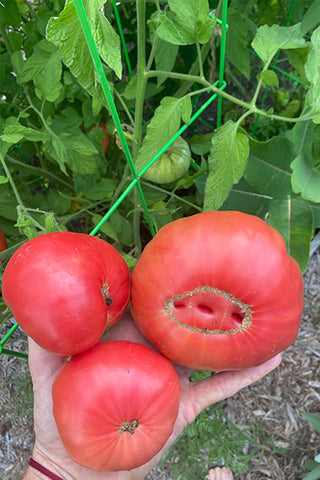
[
  {"x1": 143, "y1": 136, "x2": 191, "y2": 184},
  {"x1": 0, "y1": 228, "x2": 8, "y2": 252},
  {"x1": 97, "y1": 123, "x2": 111, "y2": 154}
]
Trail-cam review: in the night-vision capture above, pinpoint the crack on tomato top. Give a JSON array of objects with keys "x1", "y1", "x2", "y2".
[
  {"x1": 101, "y1": 283, "x2": 113, "y2": 306},
  {"x1": 163, "y1": 286, "x2": 252, "y2": 335}
]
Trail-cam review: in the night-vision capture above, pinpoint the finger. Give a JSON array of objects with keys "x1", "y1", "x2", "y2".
[
  {"x1": 28, "y1": 337, "x2": 67, "y2": 387},
  {"x1": 190, "y1": 354, "x2": 281, "y2": 416}
]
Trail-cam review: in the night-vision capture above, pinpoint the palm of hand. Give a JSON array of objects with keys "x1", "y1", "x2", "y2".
[{"x1": 28, "y1": 312, "x2": 281, "y2": 480}]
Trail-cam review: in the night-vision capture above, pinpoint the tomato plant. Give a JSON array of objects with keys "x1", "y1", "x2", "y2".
[
  {"x1": 0, "y1": 228, "x2": 8, "y2": 252},
  {"x1": 143, "y1": 136, "x2": 191, "y2": 184},
  {"x1": 52, "y1": 340, "x2": 181, "y2": 471},
  {"x1": 131, "y1": 211, "x2": 304, "y2": 371},
  {"x1": 2, "y1": 232, "x2": 130, "y2": 356}
]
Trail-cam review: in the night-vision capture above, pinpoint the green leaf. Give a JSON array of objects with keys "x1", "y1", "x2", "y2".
[
  {"x1": 268, "y1": 196, "x2": 313, "y2": 273},
  {"x1": 1, "y1": 117, "x2": 48, "y2": 144},
  {"x1": 305, "y1": 26, "x2": 320, "y2": 122},
  {"x1": 259, "y1": 70, "x2": 279, "y2": 88},
  {"x1": 151, "y1": 0, "x2": 215, "y2": 46},
  {"x1": 123, "y1": 75, "x2": 164, "y2": 100},
  {"x1": 0, "y1": 184, "x2": 18, "y2": 221},
  {"x1": 21, "y1": 39, "x2": 63, "y2": 102},
  {"x1": 221, "y1": 177, "x2": 271, "y2": 218},
  {"x1": 91, "y1": 214, "x2": 119, "y2": 242},
  {"x1": 301, "y1": 0, "x2": 320, "y2": 36},
  {"x1": 153, "y1": 38, "x2": 179, "y2": 86},
  {"x1": 11, "y1": 50, "x2": 25, "y2": 84},
  {"x1": 289, "y1": 121, "x2": 320, "y2": 202},
  {"x1": 0, "y1": 176, "x2": 9, "y2": 184},
  {"x1": 1, "y1": 0, "x2": 22, "y2": 27},
  {"x1": 244, "y1": 135, "x2": 294, "y2": 198},
  {"x1": 226, "y1": 9, "x2": 254, "y2": 79},
  {"x1": 311, "y1": 202, "x2": 320, "y2": 227},
  {"x1": 252, "y1": 23, "x2": 307, "y2": 66},
  {"x1": 302, "y1": 465, "x2": 320, "y2": 480},
  {"x1": 136, "y1": 96, "x2": 192, "y2": 174},
  {"x1": 44, "y1": 212, "x2": 63, "y2": 233},
  {"x1": 84, "y1": 178, "x2": 115, "y2": 200},
  {"x1": 286, "y1": 47, "x2": 311, "y2": 86},
  {"x1": 303, "y1": 413, "x2": 320, "y2": 434},
  {"x1": 109, "y1": 210, "x2": 133, "y2": 247},
  {"x1": 43, "y1": 108, "x2": 99, "y2": 175},
  {"x1": 46, "y1": 0, "x2": 121, "y2": 103},
  {"x1": 189, "y1": 133, "x2": 213, "y2": 155},
  {"x1": 122, "y1": 253, "x2": 137, "y2": 271},
  {"x1": 204, "y1": 121, "x2": 249, "y2": 211}
]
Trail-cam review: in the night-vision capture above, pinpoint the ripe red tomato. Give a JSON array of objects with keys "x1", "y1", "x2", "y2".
[
  {"x1": 0, "y1": 227, "x2": 8, "y2": 251},
  {"x1": 52, "y1": 340, "x2": 181, "y2": 471},
  {"x1": 131, "y1": 211, "x2": 304, "y2": 371},
  {"x1": 2, "y1": 232, "x2": 130, "y2": 355},
  {"x1": 97, "y1": 123, "x2": 111, "y2": 154}
]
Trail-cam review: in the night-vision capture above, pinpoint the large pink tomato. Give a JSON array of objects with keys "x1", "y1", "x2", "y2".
[
  {"x1": 130, "y1": 211, "x2": 304, "y2": 371},
  {"x1": 52, "y1": 340, "x2": 181, "y2": 471},
  {"x1": 2, "y1": 232, "x2": 130, "y2": 355}
]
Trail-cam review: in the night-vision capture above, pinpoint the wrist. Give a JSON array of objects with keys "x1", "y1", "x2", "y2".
[{"x1": 25, "y1": 445, "x2": 75, "y2": 480}]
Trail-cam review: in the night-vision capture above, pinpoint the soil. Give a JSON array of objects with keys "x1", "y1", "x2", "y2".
[{"x1": 1, "y1": 244, "x2": 319, "y2": 480}]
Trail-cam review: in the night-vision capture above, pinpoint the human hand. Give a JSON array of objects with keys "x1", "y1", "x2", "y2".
[{"x1": 26, "y1": 311, "x2": 281, "y2": 480}]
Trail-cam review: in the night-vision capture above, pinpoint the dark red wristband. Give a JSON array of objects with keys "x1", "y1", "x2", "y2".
[{"x1": 28, "y1": 458, "x2": 65, "y2": 480}]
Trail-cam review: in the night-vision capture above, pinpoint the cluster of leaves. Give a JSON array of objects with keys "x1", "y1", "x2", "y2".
[
  {"x1": 302, "y1": 413, "x2": 320, "y2": 480},
  {"x1": 159, "y1": 399, "x2": 294, "y2": 478}
]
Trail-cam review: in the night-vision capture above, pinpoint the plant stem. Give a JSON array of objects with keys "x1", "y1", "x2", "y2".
[
  {"x1": 146, "y1": 34, "x2": 159, "y2": 71},
  {"x1": 0, "y1": 154, "x2": 25, "y2": 207},
  {"x1": 133, "y1": 0, "x2": 148, "y2": 161},
  {"x1": 114, "y1": 89, "x2": 135, "y2": 125},
  {"x1": 146, "y1": 70, "x2": 252, "y2": 109},
  {"x1": 132, "y1": 0, "x2": 149, "y2": 255},
  {"x1": 0, "y1": 153, "x2": 44, "y2": 232},
  {"x1": 0, "y1": 22, "x2": 13, "y2": 56},
  {"x1": 147, "y1": 69, "x2": 317, "y2": 125},
  {"x1": 141, "y1": 181, "x2": 202, "y2": 212},
  {"x1": 7, "y1": 156, "x2": 74, "y2": 191},
  {"x1": 196, "y1": 42, "x2": 205, "y2": 79}
]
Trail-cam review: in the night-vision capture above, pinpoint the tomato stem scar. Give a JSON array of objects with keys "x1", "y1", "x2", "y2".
[
  {"x1": 120, "y1": 419, "x2": 139, "y2": 434},
  {"x1": 101, "y1": 283, "x2": 113, "y2": 305}
]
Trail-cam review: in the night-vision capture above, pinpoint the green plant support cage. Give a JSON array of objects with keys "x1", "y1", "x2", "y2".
[{"x1": 0, "y1": 0, "x2": 302, "y2": 360}]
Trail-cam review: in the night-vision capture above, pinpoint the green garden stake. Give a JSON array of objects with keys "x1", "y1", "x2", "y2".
[
  {"x1": 217, "y1": 0, "x2": 228, "y2": 128},
  {"x1": 112, "y1": 0, "x2": 133, "y2": 78},
  {"x1": 72, "y1": 0, "x2": 155, "y2": 237}
]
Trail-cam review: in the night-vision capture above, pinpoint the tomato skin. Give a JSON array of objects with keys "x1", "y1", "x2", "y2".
[
  {"x1": 0, "y1": 228, "x2": 8, "y2": 252},
  {"x1": 52, "y1": 340, "x2": 181, "y2": 471},
  {"x1": 2, "y1": 232, "x2": 130, "y2": 355},
  {"x1": 143, "y1": 136, "x2": 191, "y2": 184},
  {"x1": 131, "y1": 211, "x2": 304, "y2": 371},
  {"x1": 97, "y1": 123, "x2": 111, "y2": 154}
]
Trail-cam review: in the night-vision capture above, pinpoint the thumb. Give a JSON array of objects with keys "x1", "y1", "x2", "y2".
[
  {"x1": 190, "y1": 354, "x2": 281, "y2": 416},
  {"x1": 28, "y1": 338, "x2": 67, "y2": 390}
]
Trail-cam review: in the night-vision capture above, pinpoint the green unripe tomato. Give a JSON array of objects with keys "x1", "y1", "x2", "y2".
[{"x1": 143, "y1": 137, "x2": 191, "y2": 184}]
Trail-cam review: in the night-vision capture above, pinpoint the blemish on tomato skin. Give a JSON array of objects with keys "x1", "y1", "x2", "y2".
[{"x1": 159, "y1": 342, "x2": 170, "y2": 354}]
